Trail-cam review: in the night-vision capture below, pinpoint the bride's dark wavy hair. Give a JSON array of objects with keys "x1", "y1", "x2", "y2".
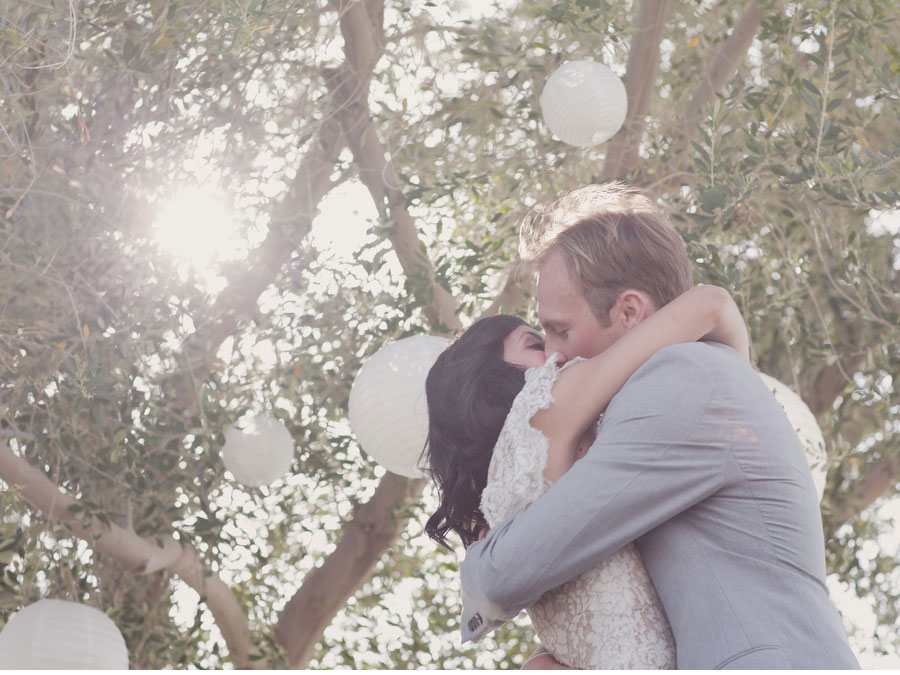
[{"x1": 421, "y1": 314, "x2": 529, "y2": 549}]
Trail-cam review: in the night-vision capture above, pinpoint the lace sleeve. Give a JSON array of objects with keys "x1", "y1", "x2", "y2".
[{"x1": 480, "y1": 354, "x2": 580, "y2": 528}]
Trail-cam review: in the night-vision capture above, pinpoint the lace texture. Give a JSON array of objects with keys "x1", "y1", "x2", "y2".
[{"x1": 479, "y1": 356, "x2": 675, "y2": 669}]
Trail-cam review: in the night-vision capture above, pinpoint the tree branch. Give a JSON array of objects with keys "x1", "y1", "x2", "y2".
[
  {"x1": 325, "y1": 70, "x2": 459, "y2": 331},
  {"x1": 322, "y1": 0, "x2": 460, "y2": 332},
  {"x1": 669, "y1": 2, "x2": 763, "y2": 169},
  {"x1": 830, "y1": 453, "x2": 899, "y2": 525},
  {"x1": 479, "y1": 260, "x2": 532, "y2": 319},
  {"x1": 271, "y1": 2, "x2": 460, "y2": 664},
  {"x1": 602, "y1": 0, "x2": 671, "y2": 180},
  {"x1": 174, "y1": 117, "x2": 345, "y2": 382},
  {"x1": 0, "y1": 442, "x2": 258, "y2": 667},
  {"x1": 274, "y1": 473, "x2": 427, "y2": 668},
  {"x1": 329, "y1": 0, "x2": 384, "y2": 77},
  {"x1": 806, "y1": 355, "x2": 864, "y2": 418}
]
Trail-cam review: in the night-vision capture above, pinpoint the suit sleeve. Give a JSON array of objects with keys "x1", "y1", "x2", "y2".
[{"x1": 459, "y1": 342, "x2": 731, "y2": 642}]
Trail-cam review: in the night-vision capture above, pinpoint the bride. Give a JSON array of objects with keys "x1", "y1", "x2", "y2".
[{"x1": 422, "y1": 284, "x2": 749, "y2": 669}]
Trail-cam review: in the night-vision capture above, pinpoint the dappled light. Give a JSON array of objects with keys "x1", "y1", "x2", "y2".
[{"x1": 153, "y1": 187, "x2": 243, "y2": 275}]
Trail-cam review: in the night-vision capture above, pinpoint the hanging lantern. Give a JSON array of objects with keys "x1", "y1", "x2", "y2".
[
  {"x1": 222, "y1": 414, "x2": 294, "y2": 487},
  {"x1": 349, "y1": 335, "x2": 449, "y2": 478},
  {"x1": 540, "y1": 59, "x2": 628, "y2": 147},
  {"x1": 0, "y1": 599, "x2": 128, "y2": 669},
  {"x1": 758, "y1": 373, "x2": 827, "y2": 501}
]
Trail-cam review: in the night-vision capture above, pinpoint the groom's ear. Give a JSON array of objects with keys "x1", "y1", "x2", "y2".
[{"x1": 615, "y1": 290, "x2": 653, "y2": 329}]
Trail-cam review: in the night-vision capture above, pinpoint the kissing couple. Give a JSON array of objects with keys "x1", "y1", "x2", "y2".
[{"x1": 422, "y1": 183, "x2": 859, "y2": 669}]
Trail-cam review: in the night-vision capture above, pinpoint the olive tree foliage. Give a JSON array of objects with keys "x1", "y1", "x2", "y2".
[{"x1": 1, "y1": 0, "x2": 898, "y2": 667}]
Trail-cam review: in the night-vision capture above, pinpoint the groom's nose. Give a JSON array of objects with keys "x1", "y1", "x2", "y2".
[{"x1": 545, "y1": 337, "x2": 568, "y2": 363}]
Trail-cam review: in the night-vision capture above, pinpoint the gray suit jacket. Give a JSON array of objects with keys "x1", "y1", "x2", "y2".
[{"x1": 460, "y1": 342, "x2": 859, "y2": 669}]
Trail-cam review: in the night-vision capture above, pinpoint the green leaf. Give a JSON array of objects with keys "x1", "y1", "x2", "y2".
[
  {"x1": 801, "y1": 79, "x2": 822, "y2": 97},
  {"x1": 691, "y1": 141, "x2": 711, "y2": 162},
  {"x1": 698, "y1": 185, "x2": 731, "y2": 212},
  {"x1": 799, "y1": 88, "x2": 818, "y2": 108}
]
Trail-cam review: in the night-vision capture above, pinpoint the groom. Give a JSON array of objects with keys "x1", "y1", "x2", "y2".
[{"x1": 459, "y1": 183, "x2": 859, "y2": 669}]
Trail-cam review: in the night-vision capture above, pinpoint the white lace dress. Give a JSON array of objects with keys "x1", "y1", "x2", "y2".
[{"x1": 480, "y1": 356, "x2": 676, "y2": 669}]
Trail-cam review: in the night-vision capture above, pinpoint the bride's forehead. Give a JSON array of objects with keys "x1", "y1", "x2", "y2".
[
  {"x1": 502, "y1": 329, "x2": 543, "y2": 356},
  {"x1": 509, "y1": 324, "x2": 541, "y2": 338}
]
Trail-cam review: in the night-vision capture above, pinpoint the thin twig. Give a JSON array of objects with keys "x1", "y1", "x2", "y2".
[
  {"x1": 814, "y1": 2, "x2": 837, "y2": 170},
  {"x1": 15, "y1": 0, "x2": 77, "y2": 71}
]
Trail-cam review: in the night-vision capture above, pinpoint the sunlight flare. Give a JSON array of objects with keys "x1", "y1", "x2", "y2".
[{"x1": 153, "y1": 187, "x2": 244, "y2": 270}]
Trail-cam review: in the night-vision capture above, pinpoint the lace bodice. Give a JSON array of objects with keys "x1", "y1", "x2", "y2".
[{"x1": 479, "y1": 356, "x2": 676, "y2": 669}]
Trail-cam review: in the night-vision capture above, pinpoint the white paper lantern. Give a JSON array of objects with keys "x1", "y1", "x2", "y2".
[
  {"x1": 758, "y1": 373, "x2": 827, "y2": 500},
  {"x1": 540, "y1": 59, "x2": 628, "y2": 147},
  {"x1": 0, "y1": 599, "x2": 128, "y2": 669},
  {"x1": 349, "y1": 335, "x2": 450, "y2": 478},
  {"x1": 222, "y1": 414, "x2": 294, "y2": 487}
]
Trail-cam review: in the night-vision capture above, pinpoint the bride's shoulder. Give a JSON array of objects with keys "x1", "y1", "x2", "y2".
[
  {"x1": 521, "y1": 354, "x2": 588, "y2": 394},
  {"x1": 524, "y1": 352, "x2": 587, "y2": 374}
]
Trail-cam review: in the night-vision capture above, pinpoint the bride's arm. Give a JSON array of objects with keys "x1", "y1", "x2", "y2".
[
  {"x1": 534, "y1": 285, "x2": 747, "y2": 481},
  {"x1": 522, "y1": 646, "x2": 573, "y2": 670}
]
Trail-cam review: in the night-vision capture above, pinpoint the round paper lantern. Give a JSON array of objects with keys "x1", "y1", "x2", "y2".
[
  {"x1": 540, "y1": 59, "x2": 628, "y2": 147},
  {"x1": 0, "y1": 599, "x2": 128, "y2": 669},
  {"x1": 758, "y1": 373, "x2": 827, "y2": 500},
  {"x1": 349, "y1": 335, "x2": 450, "y2": 478},
  {"x1": 222, "y1": 414, "x2": 294, "y2": 486}
]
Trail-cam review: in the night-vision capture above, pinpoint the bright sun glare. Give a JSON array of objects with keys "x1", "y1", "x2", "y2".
[{"x1": 153, "y1": 187, "x2": 244, "y2": 272}]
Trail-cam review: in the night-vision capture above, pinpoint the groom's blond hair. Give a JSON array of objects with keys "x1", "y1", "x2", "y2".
[{"x1": 521, "y1": 182, "x2": 692, "y2": 326}]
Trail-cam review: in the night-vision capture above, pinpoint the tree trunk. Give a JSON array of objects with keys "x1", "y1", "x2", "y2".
[{"x1": 274, "y1": 473, "x2": 427, "y2": 667}]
